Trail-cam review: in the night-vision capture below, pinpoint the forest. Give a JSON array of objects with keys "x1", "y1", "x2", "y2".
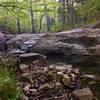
[
  {"x1": 0, "y1": 0, "x2": 100, "y2": 100},
  {"x1": 0, "y1": 0, "x2": 99, "y2": 33}
]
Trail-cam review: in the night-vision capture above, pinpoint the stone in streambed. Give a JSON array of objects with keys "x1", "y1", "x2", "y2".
[{"x1": 72, "y1": 88, "x2": 93, "y2": 100}]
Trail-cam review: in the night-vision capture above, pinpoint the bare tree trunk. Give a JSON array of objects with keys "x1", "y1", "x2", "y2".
[
  {"x1": 39, "y1": 13, "x2": 45, "y2": 32},
  {"x1": 58, "y1": 0, "x2": 66, "y2": 30},
  {"x1": 16, "y1": 8, "x2": 21, "y2": 34},
  {"x1": 29, "y1": 0, "x2": 35, "y2": 33},
  {"x1": 46, "y1": 14, "x2": 50, "y2": 32},
  {"x1": 17, "y1": 17, "x2": 21, "y2": 34}
]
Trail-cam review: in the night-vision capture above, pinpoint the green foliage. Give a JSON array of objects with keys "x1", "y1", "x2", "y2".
[
  {"x1": 0, "y1": 0, "x2": 99, "y2": 33},
  {"x1": 0, "y1": 67, "x2": 20, "y2": 100},
  {"x1": 0, "y1": 0, "x2": 61, "y2": 33},
  {"x1": 78, "y1": 0, "x2": 100, "y2": 23}
]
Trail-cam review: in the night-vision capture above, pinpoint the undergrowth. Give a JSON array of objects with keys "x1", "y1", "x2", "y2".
[{"x1": 0, "y1": 67, "x2": 20, "y2": 100}]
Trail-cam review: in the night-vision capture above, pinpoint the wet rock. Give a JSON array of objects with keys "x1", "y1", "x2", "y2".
[{"x1": 72, "y1": 88, "x2": 93, "y2": 100}]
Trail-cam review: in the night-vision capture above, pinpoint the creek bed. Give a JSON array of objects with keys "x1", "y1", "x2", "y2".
[{"x1": 47, "y1": 55, "x2": 100, "y2": 99}]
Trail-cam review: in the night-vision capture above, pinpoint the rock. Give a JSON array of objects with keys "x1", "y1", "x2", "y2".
[
  {"x1": 23, "y1": 84, "x2": 30, "y2": 92},
  {"x1": 90, "y1": 22, "x2": 100, "y2": 28},
  {"x1": 71, "y1": 44, "x2": 89, "y2": 55},
  {"x1": 89, "y1": 45, "x2": 100, "y2": 55},
  {"x1": 49, "y1": 64, "x2": 73, "y2": 72},
  {"x1": 88, "y1": 81, "x2": 96, "y2": 85},
  {"x1": 55, "y1": 82, "x2": 62, "y2": 89},
  {"x1": 20, "y1": 73, "x2": 33, "y2": 83},
  {"x1": 72, "y1": 88, "x2": 93, "y2": 100},
  {"x1": 5, "y1": 25, "x2": 100, "y2": 64},
  {"x1": 10, "y1": 49, "x2": 26, "y2": 54},
  {"x1": 73, "y1": 68, "x2": 80, "y2": 75},
  {"x1": 81, "y1": 74, "x2": 97, "y2": 80},
  {"x1": 19, "y1": 64, "x2": 29, "y2": 70},
  {"x1": 19, "y1": 53, "x2": 46, "y2": 64},
  {"x1": 7, "y1": 33, "x2": 46, "y2": 50},
  {"x1": 29, "y1": 89, "x2": 38, "y2": 96},
  {"x1": 57, "y1": 71, "x2": 63, "y2": 76},
  {"x1": 30, "y1": 41, "x2": 91, "y2": 63},
  {"x1": 62, "y1": 74, "x2": 72, "y2": 86},
  {"x1": 20, "y1": 94, "x2": 29, "y2": 100},
  {"x1": 39, "y1": 83, "x2": 54, "y2": 91},
  {"x1": 0, "y1": 33, "x2": 8, "y2": 52}
]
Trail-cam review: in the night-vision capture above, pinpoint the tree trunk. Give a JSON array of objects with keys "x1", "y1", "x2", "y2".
[
  {"x1": 29, "y1": 0, "x2": 35, "y2": 33},
  {"x1": 46, "y1": 14, "x2": 50, "y2": 32},
  {"x1": 58, "y1": 0, "x2": 66, "y2": 30},
  {"x1": 17, "y1": 17, "x2": 21, "y2": 34},
  {"x1": 39, "y1": 13, "x2": 45, "y2": 32},
  {"x1": 66, "y1": 0, "x2": 75, "y2": 27}
]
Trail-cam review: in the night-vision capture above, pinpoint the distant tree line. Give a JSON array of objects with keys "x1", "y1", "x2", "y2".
[{"x1": 0, "y1": 0, "x2": 99, "y2": 34}]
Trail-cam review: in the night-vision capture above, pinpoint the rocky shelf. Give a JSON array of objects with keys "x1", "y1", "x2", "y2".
[{"x1": 0, "y1": 24, "x2": 100, "y2": 64}]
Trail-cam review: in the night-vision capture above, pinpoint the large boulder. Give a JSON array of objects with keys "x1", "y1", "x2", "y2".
[
  {"x1": 6, "y1": 25, "x2": 100, "y2": 63},
  {"x1": 30, "y1": 41, "x2": 90, "y2": 63},
  {"x1": 7, "y1": 33, "x2": 46, "y2": 50}
]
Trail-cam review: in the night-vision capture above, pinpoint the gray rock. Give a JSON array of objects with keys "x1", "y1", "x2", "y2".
[
  {"x1": 29, "y1": 89, "x2": 38, "y2": 96},
  {"x1": 0, "y1": 33, "x2": 8, "y2": 51},
  {"x1": 39, "y1": 83, "x2": 54, "y2": 91},
  {"x1": 20, "y1": 94, "x2": 29, "y2": 100},
  {"x1": 89, "y1": 45, "x2": 100, "y2": 55},
  {"x1": 19, "y1": 53, "x2": 46, "y2": 64},
  {"x1": 23, "y1": 84, "x2": 30, "y2": 92},
  {"x1": 72, "y1": 88, "x2": 93, "y2": 100},
  {"x1": 81, "y1": 74, "x2": 97, "y2": 80},
  {"x1": 62, "y1": 74, "x2": 72, "y2": 86},
  {"x1": 19, "y1": 64, "x2": 29, "y2": 70},
  {"x1": 5, "y1": 26, "x2": 100, "y2": 63},
  {"x1": 20, "y1": 73, "x2": 33, "y2": 83}
]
